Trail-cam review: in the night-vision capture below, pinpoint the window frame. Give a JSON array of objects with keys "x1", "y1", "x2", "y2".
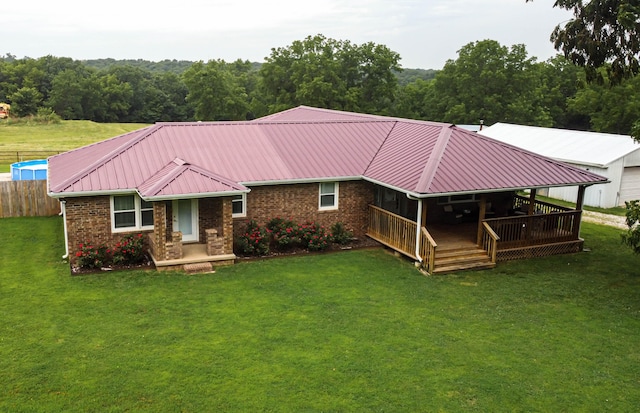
[
  {"x1": 318, "y1": 182, "x2": 339, "y2": 211},
  {"x1": 110, "y1": 194, "x2": 155, "y2": 233},
  {"x1": 231, "y1": 193, "x2": 247, "y2": 218}
]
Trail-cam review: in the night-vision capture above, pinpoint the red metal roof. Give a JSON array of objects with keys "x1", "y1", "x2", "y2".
[{"x1": 48, "y1": 106, "x2": 608, "y2": 199}]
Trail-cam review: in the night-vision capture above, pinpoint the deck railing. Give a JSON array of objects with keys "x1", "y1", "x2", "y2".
[
  {"x1": 484, "y1": 210, "x2": 581, "y2": 250},
  {"x1": 481, "y1": 222, "x2": 499, "y2": 263},
  {"x1": 513, "y1": 194, "x2": 572, "y2": 214},
  {"x1": 418, "y1": 226, "x2": 438, "y2": 273},
  {"x1": 368, "y1": 205, "x2": 417, "y2": 257}
]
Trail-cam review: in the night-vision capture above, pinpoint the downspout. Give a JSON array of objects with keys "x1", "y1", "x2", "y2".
[{"x1": 60, "y1": 200, "x2": 69, "y2": 259}]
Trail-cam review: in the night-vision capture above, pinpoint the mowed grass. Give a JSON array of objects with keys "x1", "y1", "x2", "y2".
[
  {"x1": 1, "y1": 217, "x2": 639, "y2": 412},
  {"x1": 0, "y1": 121, "x2": 148, "y2": 172}
]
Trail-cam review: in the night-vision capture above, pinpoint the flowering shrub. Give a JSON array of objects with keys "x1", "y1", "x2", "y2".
[
  {"x1": 112, "y1": 233, "x2": 146, "y2": 265},
  {"x1": 298, "y1": 222, "x2": 330, "y2": 251},
  {"x1": 330, "y1": 222, "x2": 353, "y2": 245},
  {"x1": 236, "y1": 220, "x2": 270, "y2": 255},
  {"x1": 266, "y1": 217, "x2": 299, "y2": 250},
  {"x1": 75, "y1": 242, "x2": 109, "y2": 269}
]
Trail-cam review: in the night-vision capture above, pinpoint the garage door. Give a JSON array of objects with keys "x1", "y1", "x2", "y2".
[{"x1": 620, "y1": 167, "x2": 640, "y2": 204}]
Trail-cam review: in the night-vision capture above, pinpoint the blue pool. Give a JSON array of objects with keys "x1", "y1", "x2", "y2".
[{"x1": 11, "y1": 159, "x2": 48, "y2": 181}]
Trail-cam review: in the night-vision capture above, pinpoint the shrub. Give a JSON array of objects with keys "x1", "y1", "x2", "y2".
[
  {"x1": 236, "y1": 220, "x2": 271, "y2": 256},
  {"x1": 330, "y1": 222, "x2": 353, "y2": 245},
  {"x1": 266, "y1": 217, "x2": 299, "y2": 250},
  {"x1": 112, "y1": 233, "x2": 146, "y2": 266},
  {"x1": 75, "y1": 242, "x2": 109, "y2": 269},
  {"x1": 298, "y1": 222, "x2": 330, "y2": 251}
]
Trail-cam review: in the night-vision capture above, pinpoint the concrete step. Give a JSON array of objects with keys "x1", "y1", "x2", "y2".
[{"x1": 183, "y1": 262, "x2": 214, "y2": 274}]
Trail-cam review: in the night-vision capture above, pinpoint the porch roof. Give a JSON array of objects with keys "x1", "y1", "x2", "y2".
[
  {"x1": 137, "y1": 158, "x2": 249, "y2": 200},
  {"x1": 48, "y1": 106, "x2": 608, "y2": 198}
]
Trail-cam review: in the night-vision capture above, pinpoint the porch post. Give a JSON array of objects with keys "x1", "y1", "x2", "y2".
[
  {"x1": 477, "y1": 196, "x2": 487, "y2": 245},
  {"x1": 414, "y1": 198, "x2": 423, "y2": 261},
  {"x1": 528, "y1": 189, "x2": 537, "y2": 215},
  {"x1": 575, "y1": 185, "x2": 587, "y2": 238},
  {"x1": 152, "y1": 201, "x2": 168, "y2": 260},
  {"x1": 221, "y1": 197, "x2": 234, "y2": 254}
]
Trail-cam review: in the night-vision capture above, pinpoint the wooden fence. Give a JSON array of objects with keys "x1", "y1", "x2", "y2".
[
  {"x1": 0, "y1": 150, "x2": 62, "y2": 167},
  {"x1": 0, "y1": 180, "x2": 60, "y2": 218}
]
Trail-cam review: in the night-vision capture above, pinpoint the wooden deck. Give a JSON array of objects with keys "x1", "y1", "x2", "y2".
[{"x1": 426, "y1": 223, "x2": 495, "y2": 273}]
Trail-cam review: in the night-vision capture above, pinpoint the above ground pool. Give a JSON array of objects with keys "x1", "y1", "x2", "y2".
[{"x1": 11, "y1": 159, "x2": 48, "y2": 181}]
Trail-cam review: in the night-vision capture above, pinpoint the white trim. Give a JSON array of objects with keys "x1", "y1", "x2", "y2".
[
  {"x1": 319, "y1": 182, "x2": 339, "y2": 211},
  {"x1": 110, "y1": 194, "x2": 155, "y2": 233},
  {"x1": 241, "y1": 176, "x2": 360, "y2": 187},
  {"x1": 232, "y1": 193, "x2": 247, "y2": 218}
]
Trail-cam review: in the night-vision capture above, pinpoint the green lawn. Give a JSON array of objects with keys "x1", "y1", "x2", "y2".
[
  {"x1": 0, "y1": 121, "x2": 148, "y2": 172},
  {"x1": 1, "y1": 217, "x2": 639, "y2": 412}
]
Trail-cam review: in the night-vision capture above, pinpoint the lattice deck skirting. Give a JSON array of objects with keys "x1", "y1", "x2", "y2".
[{"x1": 497, "y1": 240, "x2": 584, "y2": 262}]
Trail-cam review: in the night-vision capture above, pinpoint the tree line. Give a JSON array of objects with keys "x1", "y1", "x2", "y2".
[{"x1": 1, "y1": 35, "x2": 638, "y2": 137}]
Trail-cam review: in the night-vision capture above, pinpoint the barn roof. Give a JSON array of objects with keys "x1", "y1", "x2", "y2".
[
  {"x1": 479, "y1": 122, "x2": 640, "y2": 167},
  {"x1": 48, "y1": 106, "x2": 607, "y2": 200}
]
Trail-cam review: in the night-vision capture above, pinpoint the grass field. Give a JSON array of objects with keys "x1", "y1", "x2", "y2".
[
  {"x1": 0, "y1": 121, "x2": 148, "y2": 172},
  {"x1": 1, "y1": 216, "x2": 639, "y2": 411}
]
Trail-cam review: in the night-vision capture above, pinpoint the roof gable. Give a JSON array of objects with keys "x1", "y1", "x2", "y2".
[{"x1": 137, "y1": 158, "x2": 248, "y2": 200}]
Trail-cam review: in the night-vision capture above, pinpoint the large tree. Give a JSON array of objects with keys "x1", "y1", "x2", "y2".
[
  {"x1": 528, "y1": 0, "x2": 640, "y2": 84},
  {"x1": 182, "y1": 59, "x2": 249, "y2": 121},
  {"x1": 260, "y1": 34, "x2": 401, "y2": 114},
  {"x1": 423, "y1": 40, "x2": 549, "y2": 126}
]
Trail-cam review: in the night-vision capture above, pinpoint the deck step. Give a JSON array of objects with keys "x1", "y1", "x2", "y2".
[
  {"x1": 432, "y1": 246, "x2": 495, "y2": 274},
  {"x1": 183, "y1": 262, "x2": 214, "y2": 274},
  {"x1": 432, "y1": 261, "x2": 496, "y2": 274}
]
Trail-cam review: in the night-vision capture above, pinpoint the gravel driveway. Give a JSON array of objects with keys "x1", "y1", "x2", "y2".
[{"x1": 582, "y1": 210, "x2": 628, "y2": 230}]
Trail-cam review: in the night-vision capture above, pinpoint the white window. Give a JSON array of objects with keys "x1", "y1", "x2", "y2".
[
  {"x1": 319, "y1": 182, "x2": 339, "y2": 210},
  {"x1": 232, "y1": 193, "x2": 246, "y2": 218},
  {"x1": 111, "y1": 194, "x2": 154, "y2": 232}
]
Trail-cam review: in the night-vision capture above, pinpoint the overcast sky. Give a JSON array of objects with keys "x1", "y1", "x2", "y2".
[{"x1": 2, "y1": 0, "x2": 573, "y2": 70}]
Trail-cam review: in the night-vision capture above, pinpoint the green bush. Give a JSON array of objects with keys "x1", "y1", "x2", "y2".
[
  {"x1": 330, "y1": 222, "x2": 353, "y2": 245},
  {"x1": 75, "y1": 241, "x2": 109, "y2": 269},
  {"x1": 266, "y1": 217, "x2": 299, "y2": 250},
  {"x1": 298, "y1": 222, "x2": 330, "y2": 251},
  {"x1": 112, "y1": 233, "x2": 146, "y2": 265},
  {"x1": 236, "y1": 220, "x2": 271, "y2": 256}
]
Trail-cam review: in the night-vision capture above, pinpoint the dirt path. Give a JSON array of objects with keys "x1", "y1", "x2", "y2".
[{"x1": 582, "y1": 210, "x2": 628, "y2": 230}]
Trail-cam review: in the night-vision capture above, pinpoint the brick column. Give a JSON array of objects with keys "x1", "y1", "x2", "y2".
[
  {"x1": 165, "y1": 231, "x2": 183, "y2": 260},
  {"x1": 221, "y1": 198, "x2": 234, "y2": 254},
  {"x1": 206, "y1": 228, "x2": 225, "y2": 255},
  {"x1": 152, "y1": 201, "x2": 167, "y2": 260}
]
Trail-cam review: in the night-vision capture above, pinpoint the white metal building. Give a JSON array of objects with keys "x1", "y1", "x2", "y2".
[{"x1": 479, "y1": 123, "x2": 640, "y2": 208}]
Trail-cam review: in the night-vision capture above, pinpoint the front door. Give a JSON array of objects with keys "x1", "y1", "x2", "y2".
[{"x1": 173, "y1": 199, "x2": 199, "y2": 242}]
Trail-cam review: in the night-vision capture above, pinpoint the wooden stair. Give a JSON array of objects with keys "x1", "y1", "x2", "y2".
[{"x1": 432, "y1": 245, "x2": 495, "y2": 274}]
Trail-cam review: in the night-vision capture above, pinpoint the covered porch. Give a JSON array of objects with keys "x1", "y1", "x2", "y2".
[
  {"x1": 367, "y1": 186, "x2": 588, "y2": 274},
  {"x1": 147, "y1": 197, "x2": 237, "y2": 272}
]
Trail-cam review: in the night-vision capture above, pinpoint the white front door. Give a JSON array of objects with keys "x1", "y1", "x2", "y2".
[{"x1": 173, "y1": 199, "x2": 199, "y2": 242}]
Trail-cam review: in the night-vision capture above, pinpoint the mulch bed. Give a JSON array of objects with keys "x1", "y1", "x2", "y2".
[{"x1": 234, "y1": 237, "x2": 383, "y2": 261}]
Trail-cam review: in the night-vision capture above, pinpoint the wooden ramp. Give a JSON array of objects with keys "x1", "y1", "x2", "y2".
[{"x1": 428, "y1": 223, "x2": 495, "y2": 274}]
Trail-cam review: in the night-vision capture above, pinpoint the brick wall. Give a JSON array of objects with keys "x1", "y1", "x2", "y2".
[
  {"x1": 64, "y1": 196, "x2": 153, "y2": 264},
  {"x1": 234, "y1": 180, "x2": 375, "y2": 239}
]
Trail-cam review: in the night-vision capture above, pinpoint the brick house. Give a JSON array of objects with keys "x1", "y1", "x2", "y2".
[{"x1": 48, "y1": 106, "x2": 607, "y2": 273}]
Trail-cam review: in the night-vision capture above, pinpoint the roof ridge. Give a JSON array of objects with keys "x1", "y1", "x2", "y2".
[
  {"x1": 51, "y1": 125, "x2": 162, "y2": 192},
  {"x1": 414, "y1": 125, "x2": 454, "y2": 192},
  {"x1": 363, "y1": 120, "x2": 400, "y2": 175}
]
